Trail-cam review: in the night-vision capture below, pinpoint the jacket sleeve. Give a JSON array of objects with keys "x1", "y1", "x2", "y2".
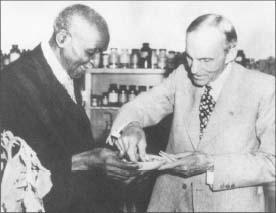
[
  {"x1": 210, "y1": 79, "x2": 275, "y2": 191},
  {"x1": 1, "y1": 69, "x2": 70, "y2": 173},
  {"x1": 109, "y1": 65, "x2": 183, "y2": 138}
]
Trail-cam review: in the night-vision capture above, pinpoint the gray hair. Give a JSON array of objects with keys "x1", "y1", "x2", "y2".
[
  {"x1": 53, "y1": 4, "x2": 109, "y2": 42},
  {"x1": 187, "y1": 14, "x2": 237, "y2": 50}
]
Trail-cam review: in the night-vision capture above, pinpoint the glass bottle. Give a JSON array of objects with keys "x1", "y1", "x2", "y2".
[
  {"x1": 102, "y1": 92, "x2": 109, "y2": 106},
  {"x1": 102, "y1": 52, "x2": 109, "y2": 68},
  {"x1": 109, "y1": 48, "x2": 119, "y2": 69},
  {"x1": 108, "y1": 84, "x2": 119, "y2": 106},
  {"x1": 151, "y1": 49, "x2": 158, "y2": 69},
  {"x1": 91, "y1": 95, "x2": 98, "y2": 107},
  {"x1": 137, "y1": 85, "x2": 147, "y2": 95},
  {"x1": 130, "y1": 49, "x2": 140, "y2": 69},
  {"x1": 119, "y1": 49, "x2": 130, "y2": 68},
  {"x1": 139, "y1": 43, "x2": 151, "y2": 68},
  {"x1": 92, "y1": 52, "x2": 101, "y2": 68},
  {"x1": 128, "y1": 85, "x2": 137, "y2": 102},
  {"x1": 9, "y1": 44, "x2": 21, "y2": 62},
  {"x1": 158, "y1": 49, "x2": 167, "y2": 69},
  {"x1": 118, "y1": 85, "x2": 128, "y2": 106}
]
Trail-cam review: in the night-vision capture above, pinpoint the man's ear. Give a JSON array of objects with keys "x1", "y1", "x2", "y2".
[
  {"x1": 225, "y1": 45, "x2": 237, "y2": 64},
  {"x1": 55, "y1": 30, "x2": 71, "y2": 48}
]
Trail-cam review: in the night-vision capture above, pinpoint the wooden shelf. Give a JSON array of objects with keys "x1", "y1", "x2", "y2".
[
  {"x1": 86, "y1": 68, "x2": 165, "y2": 74},
  {"x1": 89, "y1": 106, "x2": 120, "y2": 110},
  {"x1": 84, "y1": 68, "x2": 166, "y2": 120}
]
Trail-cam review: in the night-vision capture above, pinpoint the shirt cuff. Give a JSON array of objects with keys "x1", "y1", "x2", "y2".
[
  {"x1": 106, "y1": 121, "x2": 142, "y2": 145},
  {"x1": 206, "y1": 167, "x2": 215, "y2": 186}
]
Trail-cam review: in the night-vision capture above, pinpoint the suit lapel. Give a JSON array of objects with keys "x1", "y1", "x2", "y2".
[
  {"x1": 37, "y1": 46, "x2": 87, "y2": 120},
  {"x1": 31, "y1": 45, "x2": 90, "y2": 135},
  {"x1": 197, "y1": 64, "x2": 242, "y2": 149},
  {"x1": 185, "y1": 84, "x2": 204, "y2": 149}
]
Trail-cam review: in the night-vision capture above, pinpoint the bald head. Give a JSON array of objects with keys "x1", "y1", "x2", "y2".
[{"x1": 187, "y1": 14, "x2": 237, "y2": 51}]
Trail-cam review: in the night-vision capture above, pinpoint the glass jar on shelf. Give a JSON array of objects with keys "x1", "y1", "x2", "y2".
[
  {"x1": 108, "y1": 83, "x2": 119, "y2": 106},
  {"x1": 139, "y1": 43, "x2": 151, "y2": 69},
  {"x1": 118, "y1": 85, "x2": 128, "y2": 105},
  {"x1": 130, "y1": 49, "x2": 140, "y2": 69},
  {"x1": 91, "y1": 95, "x2": 98, "y2": 107},
  {"x1": 102, "y1": 92, "x2": 109, "y2": 106},
  {"x1": 151, "y1": 49, "x2": 158, "y2": 69},
  {"x1": 128, "y1": 85, "x2": 137, "y2": 102},
  {"x1": 102, "y1": 52, "x2": 109, "y2": 68},
  {"x1": 92, "y1": 52, "x2": 101, "y2": 68},
  {"x1": 109, "y1": 48, "x2": 119, "y2": 69},
  {"x1": 119, "y1": 49, "x2": 130, "y2": 68},
  {"x1": 158, "y1": 49, "x2": 167, "y2": 69},
  {"x1": 137, "y1": 85, "x2": 147, "y2": 95}
]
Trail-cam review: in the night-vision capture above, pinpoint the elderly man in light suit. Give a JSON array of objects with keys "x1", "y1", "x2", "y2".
[{"x1": 108, "y1": 14, "x2": 275, "y2": 212}]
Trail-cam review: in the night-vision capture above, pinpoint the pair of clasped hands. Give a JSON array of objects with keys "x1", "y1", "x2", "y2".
[{"x1": 108, "y1": 123, "x2": 214, "y2": 179}]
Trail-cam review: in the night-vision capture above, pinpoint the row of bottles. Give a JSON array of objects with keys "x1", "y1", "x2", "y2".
[
  {"x1": 234, "y1": 50, "x2": 275, "y2": 76},
  {"x1": 92, "y1": 42, "x2": 183, "y2": 70},
  {"x1": 1, "y1": 44, "x2": 30, "y2": 70},
  {"x1": 91, "y1": 83, "x2": 153, "y2": 107},
  {"x1": 1, "y1": 43, "x2": 184, "y2": 72}
]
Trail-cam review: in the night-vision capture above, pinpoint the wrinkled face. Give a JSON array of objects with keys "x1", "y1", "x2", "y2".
[
  {"x1": 185, "y1": 27, "x2": 228, "y2": 86},
  {"x1": 60, "y1": 16, "x2": 108, "y2": 78}
]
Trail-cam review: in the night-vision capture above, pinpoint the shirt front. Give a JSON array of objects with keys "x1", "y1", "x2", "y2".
[
  {"x1": 41, "y1": 40, "x2": 76, "y2": 103},
  {"x1": 208, "y1": 62, "x2": 232, "y2": 101}
]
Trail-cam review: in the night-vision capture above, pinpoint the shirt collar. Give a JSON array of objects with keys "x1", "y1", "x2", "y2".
[
  {"x1": 41, "y1": 40, "x2": 72, "y2": 85},
  {"x1": 208, "y1": 62, "x2": 232, "y2": 101}
]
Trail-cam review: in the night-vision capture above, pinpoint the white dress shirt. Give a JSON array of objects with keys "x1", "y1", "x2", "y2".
[{"x1": 41, "y1": 40, "x2": 76, "y2": 103}]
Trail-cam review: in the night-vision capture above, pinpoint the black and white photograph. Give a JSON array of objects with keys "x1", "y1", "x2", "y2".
[{"x1": 0, "y1": 1, "x2": 275, "y2": 212}]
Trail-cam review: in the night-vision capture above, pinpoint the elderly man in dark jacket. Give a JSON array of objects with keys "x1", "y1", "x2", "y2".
[{"x1": 0, "y1": 4, "x2": 140, "y2": 213}]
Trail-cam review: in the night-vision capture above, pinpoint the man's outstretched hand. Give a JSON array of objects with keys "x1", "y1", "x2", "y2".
[
  {"x1": 72, "y1": 148, "x2": 142, "y2": 183},
  {"x1": 158, "y1": 151, "x2": 214, "y2": 177}
]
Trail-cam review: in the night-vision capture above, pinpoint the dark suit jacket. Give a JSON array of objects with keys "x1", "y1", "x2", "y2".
[{"x1": 0, "y1": 45, "x2": 117, "y2": 212}]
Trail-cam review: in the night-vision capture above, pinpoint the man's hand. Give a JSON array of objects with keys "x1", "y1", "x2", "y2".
[
  {"x1": 116, "y1": 123, "x2": 147, "y2": 162},
  {"x1": 72, "y1": 148, "x2": 141, "y2": 183},
  {"x1": 158, "y1": 151, "x2": 214, "y2": 178}
]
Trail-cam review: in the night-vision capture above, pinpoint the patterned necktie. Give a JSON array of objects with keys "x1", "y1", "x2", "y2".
[{"x1": 199, "y1": 85, "x2": 216, "y2": 139}]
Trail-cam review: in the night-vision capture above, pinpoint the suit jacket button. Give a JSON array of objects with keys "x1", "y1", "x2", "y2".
[
  {"x1": 182, "y1": 184, "x2": 187, "y2": 189},
  {"x1": 226, "y1": 184, "x2": 230, "y2": 189},
  {"x1": 231, "y1": 184, "x2": 235, "y2": 189}
]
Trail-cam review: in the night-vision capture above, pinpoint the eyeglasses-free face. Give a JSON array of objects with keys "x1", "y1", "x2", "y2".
[{"x1": 185, "y1": 27, "x2": 230, "y2": 87}]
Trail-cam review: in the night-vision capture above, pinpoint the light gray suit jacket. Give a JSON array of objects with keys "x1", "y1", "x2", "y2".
[{"x1": 110, "y1": 62, "x2": 275, "y2": 212}]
